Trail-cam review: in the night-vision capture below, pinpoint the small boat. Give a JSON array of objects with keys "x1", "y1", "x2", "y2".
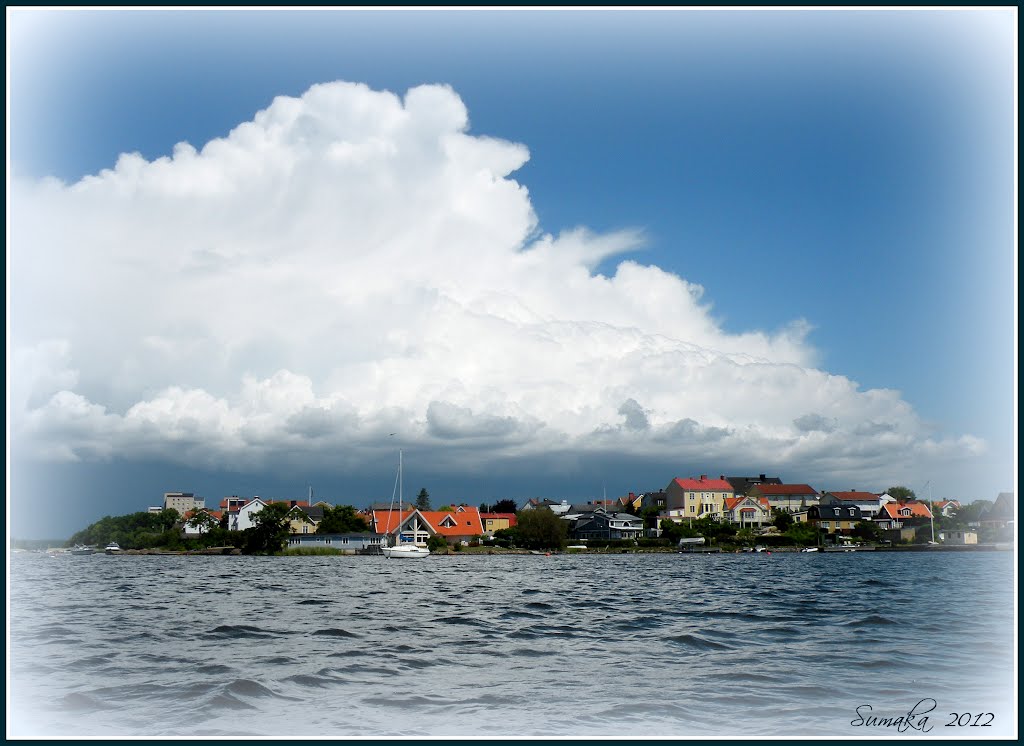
[
  {"x1": 104, "y1": 541, "x2": 122, "y2": 554},
  {"x1": 70, "y1": 545, "x2": 96, "y2": 555},
  {"x1": 801, "y1": 547, "x2": 819, "y2": 552}
]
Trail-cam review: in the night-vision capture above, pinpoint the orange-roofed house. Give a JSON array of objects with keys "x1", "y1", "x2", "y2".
[
  {"x1": 721, "y1": 496, "x2": 772, "y2": 527},
  {"x1": 371, "y1": 505, "x2": 486, "y2": 547},
  {"x1": 664, "y1": 476, "x2": 735, "y2": 522},
  {"x1": 422, "y1": 506, "x2": 485, "y2": 545},
  {"x1": 876, "y1": 501, "x2": 933, "y2": 529}
]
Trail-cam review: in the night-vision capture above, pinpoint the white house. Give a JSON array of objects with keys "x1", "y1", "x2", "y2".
[{"x1": 228, "y1": 498, "x2": 269, "y2": 532}]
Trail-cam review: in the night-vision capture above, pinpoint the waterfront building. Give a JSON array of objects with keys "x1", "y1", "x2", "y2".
[{"x1": 664, "y1": 475, "x2": 735, "y2": 522}]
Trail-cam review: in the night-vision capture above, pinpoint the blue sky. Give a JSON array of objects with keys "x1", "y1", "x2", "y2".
[{"x1": 8, "y1": 9, "x2": 1016, "y2": 538}]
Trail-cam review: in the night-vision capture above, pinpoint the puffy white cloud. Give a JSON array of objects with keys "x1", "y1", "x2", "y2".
[{"x1": 9, "y1": 80, "x2": 983, "y2": 490}]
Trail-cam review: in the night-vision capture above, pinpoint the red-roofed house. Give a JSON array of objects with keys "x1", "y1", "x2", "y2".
[
  {"x1": 877, "y1": 501, "x2": 933, "y2": 527},
  {"x1": 748, "y1": 484, "x2": 820, "y2": 513},
  {"x1": 721, "y1": 496, "x2": 772, "y2": 527},
  {"x1": 934, "y1": 500, "x2": 962, "y2": 518},
  {"x1": 480, "y1": 513, "x2": 517, "y2": 534},
  {"x1": 664, "y1": 476, "x2": 735, "y2": 522}
]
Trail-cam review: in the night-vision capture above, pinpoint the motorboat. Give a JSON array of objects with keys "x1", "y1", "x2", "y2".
[
  {"x1": 801, "y1": 547, "x2": 819, "y2": 552},
  {"x1": 104, "y1": 541, "x2": 122, "y2": 554},
  {"x1": 70, "y1": 545, "x2": 96, "y2": 555}
]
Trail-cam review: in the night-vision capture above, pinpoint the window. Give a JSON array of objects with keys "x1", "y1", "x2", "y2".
[
  {"x1": 848, "y1": 509, "x2": 855, "y2": 516},
  {"x1": 822, "y1": 521, "x2": 830, "y2": 529},
  {"x1": 833, "y1": 508, "x2": 840, "y2": 516}
]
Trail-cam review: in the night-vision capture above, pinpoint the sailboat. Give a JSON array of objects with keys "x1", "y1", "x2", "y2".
[{"x1": 382, "y1": 449, "x2": 430, "y2": 559}]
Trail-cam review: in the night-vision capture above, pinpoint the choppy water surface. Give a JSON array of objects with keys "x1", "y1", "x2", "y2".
[{"x1": 8, "y1": 551, "x2": 1016, "y2": 738}]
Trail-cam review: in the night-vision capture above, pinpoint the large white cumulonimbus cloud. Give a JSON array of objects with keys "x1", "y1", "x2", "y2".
[{"x1": 10, "y1": 80, "x2": 982, "y2": 482}]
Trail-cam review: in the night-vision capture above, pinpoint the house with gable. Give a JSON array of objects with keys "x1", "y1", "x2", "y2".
[
  {"x1": 748, "y1": 483, "x2": 819, "y2": 513},
  {"x1": 370, "y1": 508, "x2": 435, "y2": 547},
  {"x1": 567, "y1": 509, "x2": 644, "y2": 541},
  {"x1": 422, "y1": 505, "x2": 485, "y2": 545},
  {"x1": 664, "y1": 475, "x2": 735, "y2": 522},
  {"x1": 721, "y1": 496, "x2": 772, "y2": 528},
  {"x1": 808, "y1": 504, "x2": 865, "y2": 536},
  {"x1": 934, "y1": 500, "x2": 962, "y2": 518},
  {"x1": 227, "y1": 497, "x2": 269, "y2": 531}
]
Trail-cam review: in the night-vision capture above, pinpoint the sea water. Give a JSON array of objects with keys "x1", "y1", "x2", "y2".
[{"x1": 7, "y1": 550, "x2": 1017, "y2": 738}]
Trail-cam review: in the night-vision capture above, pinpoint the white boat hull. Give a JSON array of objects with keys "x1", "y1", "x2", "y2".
[{"x1": 383, "y1": 544, "x2": 430, "y2": 559}]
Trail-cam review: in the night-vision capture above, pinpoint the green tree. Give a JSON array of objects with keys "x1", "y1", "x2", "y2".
[
  {"x1": 886, "y1": 486, "x2": 917, "y2": 501},
  {"x1": 316, "y1": 505, "x2": 369, "y2": 534},
  {"x1": 852, "y1": 521, "x2": 885, "y2": 543},
  {"x1": 426, "y1": 534, "x2": 449, "y2": 552},
  {"x1": 243, "y1": 502, "x2": 292, "y2": 554},
  {"x1": 186, "y1": 509, "x2": 219, "y2": 534},
  {"x1": 492, "y1": 499, "x2": 518, "y2": 514},
  {"x1": 785, "y1": 522, "x2": 821, "y2": 547},
  {"x1": 415, "y1": 488, "x2": 432, "y2": 511},
  {"x1": 514, "y1": 508, "x2": 567, "y2": 550},
  {"x1": 771, "y1": 508, "x2": 794, "y2": 531}
]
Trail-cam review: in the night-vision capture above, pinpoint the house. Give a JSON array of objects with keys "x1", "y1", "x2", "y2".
[
  {"x1": 227, "y1": 498, "x2": 269, "y2": 531},
  {"x1": 422, "y1": 506, "x2": 486, "y2": 545},
  {"x1": 877, "y1": 501, "x2": 933, "y2": 528},
  {"x1": 807, "y1": 504, "x2": 865, "y2": 535},
  {"x1": 370, "y1": 508, "x2": 436, "y2": 547},
  {"x1": 934, "y1": 500, "x2": 962, "y2": 518},
  {"x1": 286, "y1": 533, "x2": 384, "y2": 554},
  {"x1": 164, "y1": 491, "x2": 205, "y2": 515},
  {"x1": 371, "y1": 505, "x2": 486, "y2": 546},
  {"x1": 480, "y1": 512, "x2": 517, "y2": 534},
  {"x1": 979, "y1": 492, "x2": 1014, "y2": 529},
  {"x1": 819, "y1": 491, "x2": 885, "y2": 518},
  {"x1": 637, "y1": 490, "x2": 668, "y2": 512},
  {"x1": 747, "y1": 484, "x2": 819, "y2": 513},
  {"x1": 939, "y1": 529, "x2": 978, "y2": 545},
  {"x1": 664, "y1": 476, "x2": 735, "y2": 522},
  {"x1": 521, "y1": 499, "x2": 572, "y2": 515},
  {"x1": 721, "y1": 496, "x2": 772, "y2": 528},
  {"x1": 181, "y1": 508, "x2": 223, "y2": 536},
  {"x1": 287, "y1": 504, "x2": 324, "y2": 535},
  {"x1": 725, "y1": 474, "x2": 782, "y2": 497},
  {"x1": 567, "y1": 510, "x2": 644, "y2": 541}
]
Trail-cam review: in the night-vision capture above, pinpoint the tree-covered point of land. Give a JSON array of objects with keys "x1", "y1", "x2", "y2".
[{"x1": 67, "y1": 509, "x2": 182, "y2": 549}]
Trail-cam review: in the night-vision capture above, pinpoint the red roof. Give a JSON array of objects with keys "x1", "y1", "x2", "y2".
[
  {"x1": 371, "y1": 508, "x2": 485, "y2": 537},
  {"x1": 828, "y1": 491, "x2": 880, "y2": 502},
  {"x1": 673, "y1": 477, "x2": 734, "y2": 492},
  {"x1": 751, "y1": 484, "x2": 817, "y2": 496},
  {"x1": 880, "y1": 502, "x2": 933, "y2": 519}
]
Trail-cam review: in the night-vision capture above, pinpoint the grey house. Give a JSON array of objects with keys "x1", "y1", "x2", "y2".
[
  {"x1": 286, "y1": 533, "x2": 385, "y2": 554},
  {"x1": 568, "y1": 511, "x2": 644, "y2": 541}
]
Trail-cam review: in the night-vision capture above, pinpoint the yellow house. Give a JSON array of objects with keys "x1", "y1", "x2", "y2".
[{"x1": 664, "y1": 476, "x2": 735, "y2": 522}]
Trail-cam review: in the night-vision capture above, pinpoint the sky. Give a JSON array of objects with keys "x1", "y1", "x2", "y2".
[{"x1": 7, "y1": 8, "x2": 1017, "y2": 539}]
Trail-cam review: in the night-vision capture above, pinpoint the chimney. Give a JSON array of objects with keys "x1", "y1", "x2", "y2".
[
  {"x1": 700, "y1": 475, "x2": 707, "y2": 481},
  {"x1": 719, "y1": 475, "x2": 725, "y2": 481},
  {"x1": 760, "y1": 474, "x2": 766, "y2": 480}
]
